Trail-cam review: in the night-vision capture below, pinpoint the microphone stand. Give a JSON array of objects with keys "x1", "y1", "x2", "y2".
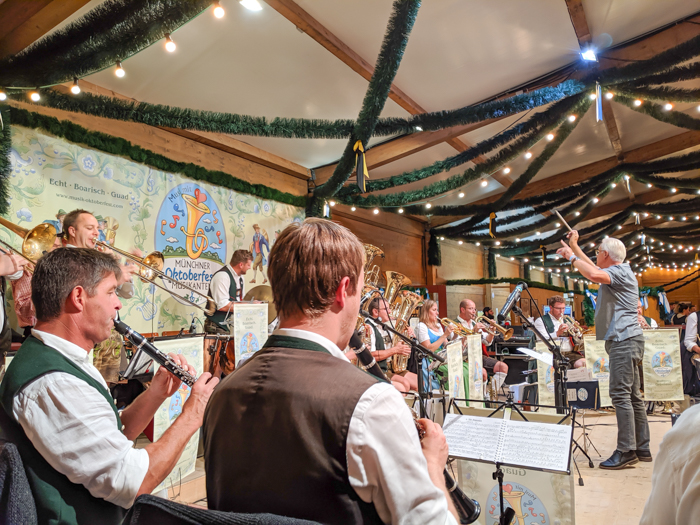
[{"x1": 365, "y1": 315, "x2": 445, "y2": 418}]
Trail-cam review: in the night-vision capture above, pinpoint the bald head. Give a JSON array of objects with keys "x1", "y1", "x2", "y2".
[{"x1": 459, "y1": 299, "x2": 477, "y2": 321}]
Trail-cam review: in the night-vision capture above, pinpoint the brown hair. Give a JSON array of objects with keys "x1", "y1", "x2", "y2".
[
  {"x1": 230, "y1": 249, "x2": 253, "y2": 266},
  {"x1": 419, "y1": 298, "x2": 438, "y2": 325},
  {"x1": 268, "y1": 218, "x2": 363, "y2": 319},
  {"x1": 61, "y1": 209, "x2": 92, "y2": 239},
  {"x1": 548, "y1": 295, "x2": 565, "y2": 307},
  {"x1": 368, "y1": 296, "x2": 389, "y2": 316}
]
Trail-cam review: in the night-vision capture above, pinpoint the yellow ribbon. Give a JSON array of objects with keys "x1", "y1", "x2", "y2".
[
  {"x1": 488, "y1": 212, "x2": 497, "y2": 238},
  {"x1": 540, "y1": 244, "x2": 546, "y2": 261},
  {"x1": 354, "y1": 140, "x2": 369, "y2": 192}
]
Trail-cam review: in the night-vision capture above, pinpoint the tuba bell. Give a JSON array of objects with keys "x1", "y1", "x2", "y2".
[
  {"x1": 389, "y1": 290, "x2": 423, "y2": 373},
  {"x1": 384, "y1": 271, "x2": 412, "y2": 305}
]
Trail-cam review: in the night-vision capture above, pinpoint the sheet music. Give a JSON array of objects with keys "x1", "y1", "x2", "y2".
[
  {"x1": 443, "y1": 413, "x2": 502, "y2": 462},
  {"x1": 498, "y1": 419, "x2": 572, "y2": 472},
  {"x1": 443, "y1": 414, "x2": 572, "y2": 473}
]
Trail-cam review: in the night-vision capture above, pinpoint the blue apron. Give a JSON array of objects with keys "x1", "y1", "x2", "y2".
[{"x1": 422, "y1": 328, "x2": 443, "y2": 391}]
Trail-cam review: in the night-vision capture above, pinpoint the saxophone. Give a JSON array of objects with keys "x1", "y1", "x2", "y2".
[{"x1": 389, "y1": 290, "x2": 423, "y2": 373}]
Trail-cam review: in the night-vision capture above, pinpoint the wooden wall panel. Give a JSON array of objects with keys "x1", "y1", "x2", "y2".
[
  {"x1": 496, "y1": 257, "x2": 520, "y2": 279},
  {"x1": 333, "y1": 214, "x2": 425, "y2": 285},
  {"x1": 639, "y1": 267, "x2": 700, "y2": 314},
  {"x1": 437, "y1": 241, "x2": 483, "y2": 281}
]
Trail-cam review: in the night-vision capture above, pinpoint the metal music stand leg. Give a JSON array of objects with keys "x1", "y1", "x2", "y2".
[{"x1": 494, "y1": 464, "x2": 516, "y2": 525}]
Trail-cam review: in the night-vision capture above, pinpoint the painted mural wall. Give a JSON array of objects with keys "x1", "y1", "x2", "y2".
[{"x1": 4, "y1": 126, "x2": 304, "y2": 333}]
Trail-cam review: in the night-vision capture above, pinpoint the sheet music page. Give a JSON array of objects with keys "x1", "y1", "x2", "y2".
[
  {"x1": 497, "y1": 419, "x2": 572, "y2": 472},
  {"x1": 442, "y1": 414, "x2": 503, "y2": 463}
]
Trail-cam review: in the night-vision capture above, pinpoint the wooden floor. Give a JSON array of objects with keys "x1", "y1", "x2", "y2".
[
  {"x1": 167, "y1": 411, "x2": 672, "y2": 524},
  {"x1": 573, "y1": 411, "x2": 670, "y2": 525}
]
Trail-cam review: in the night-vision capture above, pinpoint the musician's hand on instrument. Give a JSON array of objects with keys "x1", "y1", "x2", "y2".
[
  {"x1": 119, "y1": 262, "x2": 139, "y2": 284},
  {"x1": 151, "y1": 353, "x2": 196, "y2": 398},
  {"x1": 556, "y1": 324, "x2": 568, "y2": 337},
  {"x1": 556, "y1": 242, "x2": 573, "y2": 260},
  {"x1": 392, "y1": 342, "x2": 411, "y2": 357},
  {"x1": 182, "y1": 372, "x2": 219, "y2": 425},
  {"x1": 417, "y1": 418, "x2": 449, "y2": 475},
  {"x1": 0, "y1": 252, "x2": 27, "y2": 276},
  {"x1": 475, "y1": 322, "x2": 487, "y2": 332},
  {"x1": 405, "y1": 326, "x2": 415, "y2": 338},
  {"x1": 444, "y1": 325, "x2": 453, "y2": 338}
]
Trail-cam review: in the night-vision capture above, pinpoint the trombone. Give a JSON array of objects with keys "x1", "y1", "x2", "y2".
[
  {"x1": 93, "y1": 238, "x2": 216, "y2": 316},
  {"x1": 0, "y1": 216, "x2": 58, "y2": 273}
]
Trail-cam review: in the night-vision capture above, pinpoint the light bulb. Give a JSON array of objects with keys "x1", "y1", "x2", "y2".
[
  {"x1": 671, "y1": 188, "x2": 677, "y2": 193},
  {"x1": 70, "y1": 78, "x2": 80, "y2": 94},
  {"x1": 495, "y1": 241, "x2": 501, "y2": 246},
  {"x1": 398, "y1": 208, "x2": 404, "y2": 214},
  {"x1": 415, "y1": 126, "x2": 423, "y2": 132},
  {"x1": 589, "y1": 93, "x2": 597, "y2": 100},
  {"x1": 458, "y1": 192, "x2": 465, "y2": 198},
  {"x1": 592, "y1": 197, "x2": 599, "y2": 204},
  {"x1": 634, "y1": 99, "x2": 643, "y2": 107},
  {"x1": 29, "y1": 90, "x2": 40, "y2": 102},
  {"x1": 240, "y1": 0, "x2": 263, "y2": 10},
  {"x1": 611, "y1": 183, "x2": 616, "y2": 188},
  {"x1": 440, "y1": 237, "x2": 445, "y2": 241},
  {"x1": 605, "y1": 92, "x2": 614, "y2": 100},
  {"x1": 503, "y1": 167, "x2": 511, "y2": 174},
  {"x1": 516, "y1": 238, "x2": 521, "y2": 242},
  {"x1": 458, "y1": 241, "x2": 463, "y2": 245},
  {"x1": 647, "y1": 183, "x2": 653, "y2": 188},
  {"x1": 165, "y1": 34, "x2": 176, "y2": 52},
  {"x1": 425, "y1": 203, "x2": 432, "y2": 209},
  {"x1": 475, "y1": 242, "x2": 480, "y2": 247},
  {"x1": 575, "y1": 211, "x2": 580, "y2": 216},
  {"x1": 524, "y1": 258, "x2": 529, "y2": 263},
  {"x1": 480, "y1": 180, "x2": 488, "y2": 187},
  {"x1": 536, "y1": 231, "x2": 541, "y2": 236},
  {"x1": 664, "y1": 103, "x2": 673, "y2": 111},
  {"x1": 546, "y1": 133, "x2": 555, "y2": 141},
  {"x1": 373, "y1": 209, "x2": 379, "y2": 215},
  {"x1": 510, "y1": 257, "x2": 515, "y2": 261},
  {"x1": 329, "y1": 200, "x2": 335, "y2": 207},
  {"x1": 568, "y1": 115, "x2": 576, "y2": 122},
  {"x1": 556, "y1": 222, "x2": 561, "y2": 227},
  {"x1": 525, "y1": 151, "x2": 533, "y2": 159},
  {"x1": 213, "y1": 1, "x2": 225, "y2": 17},
  {"x1": 0, "y1": 91, "x2": 6, "y2": 101},
  {"x1": 350, "y1": 206, "x2": 356, "y2": 211},
  {"x1": 115, "y1": 61, "x2": 125, "y2": 77}
]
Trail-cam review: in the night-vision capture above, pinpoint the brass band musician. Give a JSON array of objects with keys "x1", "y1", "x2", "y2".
[
  {"x1": 204, "y1": 249, "x2": 253, "y2": 335},
  {"x1": 456, "y1": 299, "x2": 509, "y2": 380},
  {"x1": 533, "y1": 295, "x2": 586, "y2": 368},
  {"x1": 638, "y1": 300, "x2": 658, "y2": 329}
]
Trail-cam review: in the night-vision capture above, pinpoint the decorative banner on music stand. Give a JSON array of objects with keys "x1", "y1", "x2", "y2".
[
  {"x1": 642, "y1": 329, "x2": 683, "y2": 401},
  {"x1": 446, "y1": 341, "x2": 466, "y2": 408},
  {"x1": 232, "y1": 303, "x2": 268, "y2": 365},
  {"x1": 151, "y1": 336, "x2": 205, "y2": 493},
  {"x1": 466, "y1": 334, "x2": 484, "y2": 403},
  {"x1": 584, "y1": 336, "x2": 612, "y2": 407},
  {"x1": 535, "y1": 342, "x2": 556, "y2": 415}
]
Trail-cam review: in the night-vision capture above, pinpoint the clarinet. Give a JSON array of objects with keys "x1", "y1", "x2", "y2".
[
  {"x1": 349, "y1": 330, "x2": 480, "y2": 524},
  {"x1": 113, "y1": 319, "x2": 197, "y2": 387}
]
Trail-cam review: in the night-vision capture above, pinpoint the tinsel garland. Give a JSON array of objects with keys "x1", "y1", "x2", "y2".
[
  {"x1": 22, "y1": 89, "x2": 357, "y2": 140},
  {"x1": 444, "y1": 277, "x2": 584, "y2": 296},
  {"x1": 488, "y1": 251, "x2": 497, "y2": 278},
  {"x1": 524, "y1": 263, "x2": 531, "y2": 280},
  {"x1": 428, "y1": 233, "x2": 441, "y2": 266},
  {"x1": 0, "y1": 0, "x2": 212, "y2": 88},
  {"x1": 314, "y1": 0, "x2": 420, "y2": 200},
  {"x1": 9, "y1": 107, "x2": 307, "y2": 207},
  {"x1": 336, "y1": 92, "x2": 586, "y2": 197},
  {"x1": 624, "y1": 61, "x2": 700, "y2": 87},
  {"x1": 616, "y1": 95, "x2": 700, "y2": 131},
  {"x1": 0, "y1": 106, "x2": 11, "y2": 215},
  {"x1": 616, "y1": 86, "x2": 700, "y2": 104}
]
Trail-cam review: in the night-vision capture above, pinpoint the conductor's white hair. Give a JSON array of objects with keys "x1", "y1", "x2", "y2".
[{"x1": 599, "y1": 237, "x2": 626, "y2": 262}]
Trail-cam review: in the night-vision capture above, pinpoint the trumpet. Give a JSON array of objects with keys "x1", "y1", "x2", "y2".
[
  {"x1": 93, "y1": 238, "x2": 216, "y2": 316},
  {"x1": 440, "y1": 318, "x2": 474, "y2": 338},
  {"x1": 475, "y1": 315, "x2": 513, "y2": 340}
]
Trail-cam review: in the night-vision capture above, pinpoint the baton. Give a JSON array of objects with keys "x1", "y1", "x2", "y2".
[{"x1": 554, "y1": 210, "x2": 573, "y2": 232}]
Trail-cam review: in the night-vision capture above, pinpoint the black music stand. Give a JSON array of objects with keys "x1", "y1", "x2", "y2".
[{"x1": 449, "y1": 393, "x2": 574, "y2": 524}]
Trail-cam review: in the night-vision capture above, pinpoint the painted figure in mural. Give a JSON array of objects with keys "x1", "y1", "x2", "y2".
[
  {"x1": 42, "y1": 208, "x2": 67, "y2": 235},
  {"x1": 95, "y1": 214, "x2": 108, "y2": 243},
  {"x1": 0, "y1": 247, "x2": 218, "y2": 524},
  {"x1": 249, "y1": 224, "x2": 270, "y2": 284}
]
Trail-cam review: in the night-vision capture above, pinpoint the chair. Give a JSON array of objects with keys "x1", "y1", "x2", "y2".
[
  {"x1": 124, "y1": 494, "x2": 321, "y2": 525},
  {"x1": 0, "y1": 440, "x2": 37, "y2": 525}
]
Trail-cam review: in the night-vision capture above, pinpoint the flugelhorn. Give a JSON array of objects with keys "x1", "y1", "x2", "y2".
[
  {"x1": 440, "y1": 318, "x2": 474, "y2": 338},
  {"x1": 93, "y1": 239, "x2": 216, "y2": 316},
  {"x1": 475, "y1": 315, "x2": 513, "y2": 340},
  {"x1": 0, "y1": 216, "x2": 57, "y2": 270},
  {"x1": 562, "y1": 314, "x2": 585, "y2": 339}
]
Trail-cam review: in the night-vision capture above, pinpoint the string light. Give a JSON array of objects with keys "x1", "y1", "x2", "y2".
[
  {"x1": 115, "y1": 61, "x2": 125, "y2": 77},
  {"x1": 546, "y1": 133, "x2": 555, "y2": 141},
  {"x1": 458, "y1": 192, "x2": 465, "y2": 198},
  {"x1": 589, "y1": 93, "x2": 597, "y2": 100},
  {"x1": 574, "y1": 211, "x2": 580, "y2": 216},
  {"x1": 458, "y1": 240, "x2": 463, "y2": 245},
  {"x1": 647, "y1": 183, "x2": 653, "y2": 188},
  {"x1": 415, "y1": 126, "x2": 423, "y2": 132},
  {"x1": 664, "y1": 103, "x2": 673, "y2": 110},
  {"x1": 525, "y1": 152, "x2": 533, "y2": 159},
  {"x1": 568, "y1": 115, "x2": 576, "y2": 122},
  {"x1": 524, "y1": 258, "x2": 529, "y2": 263},
  {"x1": 164, "y1": 33, "x2": 176, "y2": 52},
  {"x1": 671, "y1": 187, "x2": 677, "y2": 193},
  {"x1": 495, "y1": 241, "x2": 501, "y2": 246},
  {"x1": 240, "y1": 0, "x2": 263, "y2": 10},
  {"x1": 481, "y1": 180, "x2": 488, "y2": 187},
  {"x1": 510, "y1": 257, "x2": 515, "y2": 261},
  {"x1": 634, "y1": 99, "x2": 643, "y2": 107},
  {"x1": 503, "y1": 167, "x2": 511, "y2": 174},
  {"x1": 611, "y1": 183, "x2": 616, "y2": 188},
  {"x1": 425, "y1": 203, "x2": 432, "y2": 209},
  {"x1": 213, "y1": 0, "x2": 225, "y2": 17},
  {"x1": 29, "y1": 90, "x2": 40, "y2": 102},
  {"x1": 70, "y1": 78, "x2": 80, "y2": 94},
  {"x1": 516, "y1": 238, "x2": 521, "y2": 242},
  {"x1": 605, "y1": 92, "x2": 614, "y2": 99},
  {"x1": 329, "y1": 200, "x2": 336, "y2": 207},
  {"x1": 440, "y1": 237, "x2": 445, "y2": 241},
  {"x1": 0, "y1": 90, "x2": 6, "y2": 101},
  {"x1": 475, "y1": 242, "x2": 480, "y2": 247},
  {"x1": 556, "y1": 223, "x2": 561, "y2": 227},
  {"x1": 373, "y1": 209, "x2": 379, "y2": 215},
  {"x1": 536, "y1": 231, "x2": 541, "y2": 236},
  {"x1": 592, "y1": 197, "x2": 599, "y2": 203},
  {"x1": 398, "y1": 208, "x2": 403, "y2": 214}
]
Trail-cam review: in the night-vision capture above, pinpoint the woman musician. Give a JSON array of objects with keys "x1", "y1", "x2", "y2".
[{"x1": 415, "y1": 299, "x2": 454, "y2": 391}]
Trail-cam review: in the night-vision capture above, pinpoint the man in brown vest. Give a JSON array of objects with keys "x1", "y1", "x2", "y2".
[{"x1": 203, "y1": 218, "x2": 459, "y2": 524}]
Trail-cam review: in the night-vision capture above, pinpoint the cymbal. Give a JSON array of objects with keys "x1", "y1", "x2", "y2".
[{"x1": 243, "y1": 285, "x2": 277, "y2": 321}]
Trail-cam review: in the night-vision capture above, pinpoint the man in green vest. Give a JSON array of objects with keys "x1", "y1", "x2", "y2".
[
  {"x1": 205, "y1": 249, "x2": 254, "y2": 334},
  {"x1": 0, "y1": 247, "x2": 218, "y2": 524},
  {"x1": 533, "y1": 295, "x2": 586, "y2": 368}
]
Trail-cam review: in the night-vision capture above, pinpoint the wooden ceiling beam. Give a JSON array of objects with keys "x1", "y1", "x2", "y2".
[
  {"x1": 0, "y1": 0, "x2": 93, "y2": 59},
  {"x1": 564, "y1": 0, "x2": 592, "y2": 45},
  {"x1": 583, "y1": 188, "x2": 672, "y2": 222},
  {"x1": 601, "y1": 97, "x2": 624, "y2": 160}
]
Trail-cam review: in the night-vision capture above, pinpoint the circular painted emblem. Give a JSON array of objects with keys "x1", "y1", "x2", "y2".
[
  {"x1": 487, "y1": 482, "x2": 550, "y2": 524},
  {"x1": 155, "y1": 184, "x2": 226, "y2": 308},
  {"x1": 593, "y1": 357, "x2": 610, "y2": 381},
  {"x1": 651, "y1": 351, "x2": 673, "y2": 377},
  {"x1": 577, "y1": 388, "x2": 589, "y2": 401},
  {"x1": 240, "y1": 332, "x2": 260, "y2": 357}
]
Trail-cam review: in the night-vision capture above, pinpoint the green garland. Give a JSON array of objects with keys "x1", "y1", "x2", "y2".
[
  {"x1": 10, "y1": 106, "x2": 307, "y2": 207},
  {"x1": 445, "y1": 277, "x2": 584, "y2": 295},
  {"x1": 624, "y1": 60, "x2": 700, "y2": 87},
  {"x1": 582, "y1": 293, "x2": 595, "y2": 327},
  {"x1": 488, "y1": 251, "x2": 497, "y2": 278},
  {"x1": 314, "y1": 0, "x2": 420, "y2": 200},
  {"x1": 616, "y1": 95, "x2": 700, "y2": 131},
  {"x1": 0, "y1": 106, "x2": 11, "y2": 215},
  {"x1": 0, "y1": 0, "x2": 212, "y2": 88}
]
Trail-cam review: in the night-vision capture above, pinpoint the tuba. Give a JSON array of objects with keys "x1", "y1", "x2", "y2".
[
  {"x1": 360, "y1": 244, "x2": 384, "y2": 309},
  {"x1": 389, "y1": 290, "x2": 423, "y2": 373},
  {"x1": 384, "y1": 270, "x2": 412, "y2": 305}
]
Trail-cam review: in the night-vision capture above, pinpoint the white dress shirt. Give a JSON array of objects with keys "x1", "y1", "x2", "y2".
[
  {"x1": 457, "y1": 316, "x2": 493, "y2": 346},
  {"x1": 640, "y1": 404, "x2": 700, "y2": 525},
  {"x1": 684, "y1": 312, "x2": 698, "y2": 352},
  {"x1": 274, "y1": 328, "x2": 457, "y2": 525},
  {"x1": 533, "y1": 314, "x2": 573, "y2": 352},
  {"x1": 0, "y1": 268, "x2": 23, "y2": 330},
  {"x1": 210, "y1": 264, "x2": 243, "y2": 310},
  {"x1": 12, "y1": 330, "x2": 149, "y2": 509}
]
